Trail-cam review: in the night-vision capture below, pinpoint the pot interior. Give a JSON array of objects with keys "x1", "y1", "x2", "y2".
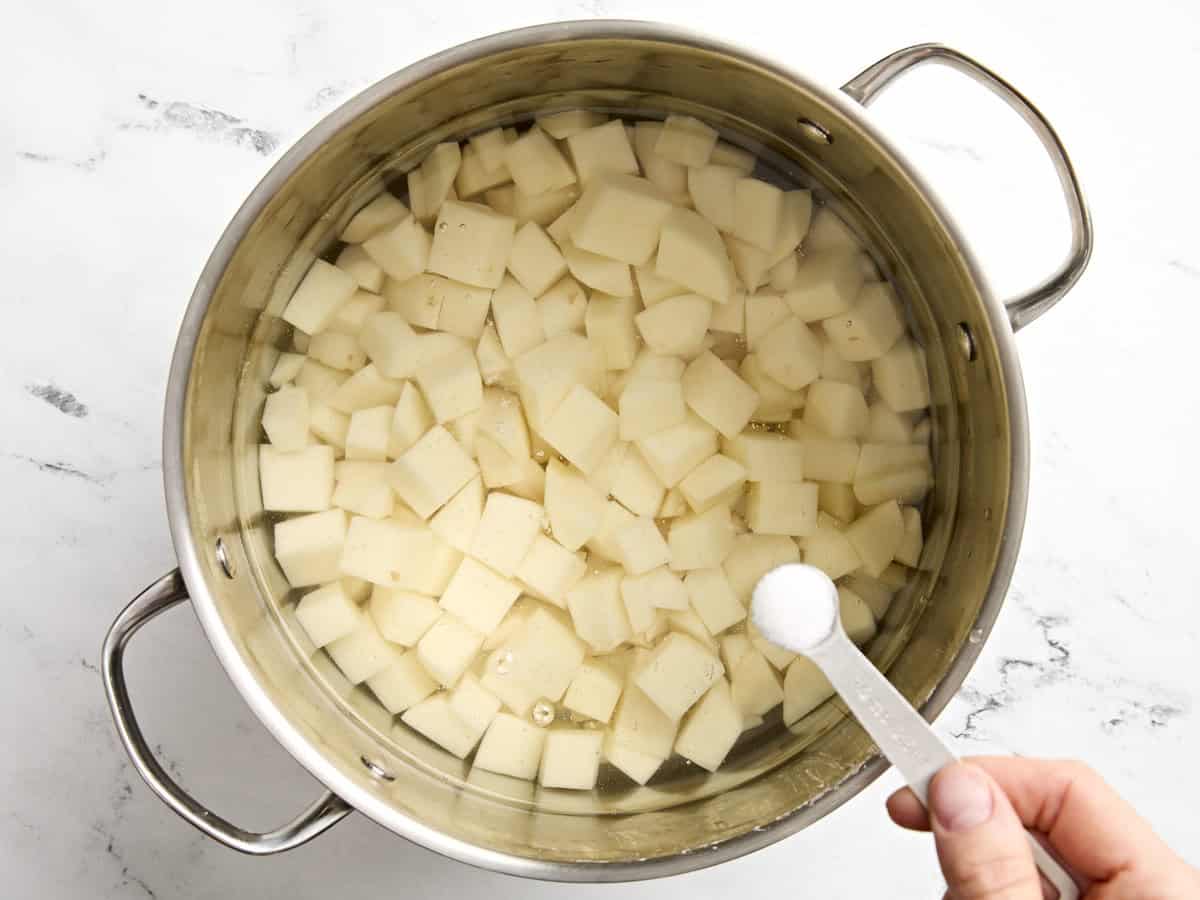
[{"x1": 173, "y1": 24, "x2": 1018, "y2": 873}]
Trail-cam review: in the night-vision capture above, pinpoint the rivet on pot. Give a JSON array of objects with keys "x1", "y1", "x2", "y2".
[
  {"x1": 957, "y1": 322, "x2": 978, "y2": 361},
  {"x1": 796, "y1": 118, "x2": 832, "y2": 145},
  {"x1": 361, "y1": 756, "x2": 396, "y2": 782},
  {"x1": 215, "y1": 538, "x2": 236, "y2": 579}
]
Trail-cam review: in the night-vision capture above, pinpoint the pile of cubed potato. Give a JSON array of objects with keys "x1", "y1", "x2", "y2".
[{"x1": 260, "y1": 109, "x2": 933, "y2": 791}]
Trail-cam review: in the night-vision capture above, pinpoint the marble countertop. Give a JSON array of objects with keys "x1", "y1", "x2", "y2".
[{"x1": 4, "y1": 0, "x2": 1197, "y2": 896}]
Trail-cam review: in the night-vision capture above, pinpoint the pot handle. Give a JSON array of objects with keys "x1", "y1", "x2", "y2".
[
  {"x1": 841, "y1": 43, "x2": 1093, "y2": 332},
  {"x1": 101, "y1": 569, "x2": 353, "y2": 854}
]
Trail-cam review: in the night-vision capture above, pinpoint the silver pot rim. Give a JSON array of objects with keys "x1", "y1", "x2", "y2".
[{"x1": 161, "y1": 19, "x2": 1031, "y2": 880}]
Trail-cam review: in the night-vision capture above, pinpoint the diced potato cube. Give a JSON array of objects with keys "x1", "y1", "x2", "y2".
[
  {"x1": 362, "y1": 216, "x2": 431, "y2": 283},
  {"x1": 787, "y1": 425, "x2": 860, "y2": 485},
  {"x1": 845, "y1": 499, "x2": 904, "y2": 576},
  {"x1": 539, "y1": 729, "x2": 603, "y2": 789},
  {"x1": 687, "y1": 164, "x2": 738, "y2": 232},
  {"x1": 369, "y1": 586, "x2": 442, "y2": 646},
  {"x1": 854, "y1": 442, "x2": 933, "y2": 505},
  {"x1": 295, "y1": 582, "x2": 360, "y2": 648},
  {"x1": 623, "y1": 566, "x2": 690, "y2": 614},
  {"x1": 367, "y1": 650, "x2": 438, "y2": 713},
  {"x1": 340, "y1": 515, "x2": 434, "y2": 586},
  {"x1": 822, "y1": 281, "x2": 906, "y2": 362},
  {"x1": 475, "y1": 323, "x2": 516, "y2": 390},
  {"x1": 504, "y1": 183, "x2": 580, "y2": 227},
  {"x1": 632, "y1": 122, "x2": 687, "y2": 200},
  {"x1": 682, "y1": 351, "x2": 759, "y2": 438},
  {"x1": 748, "y1": 622, "x2": 798, "y2": 670},
  {"x1": 636, "y1": 412, "x2": 718, "y2": 487},
  {"x1": 308, "y1": 331, "x2": 366, "y2": 372},
  {"x1": 673, "y1": 678, "x2": 741, "y2": 771},
  {"x1": 636, "y1": 293, "x2": 712, "y2": 357},
  {"x1": 275, "y1": 509, "x2": 347, "y2": 587},
  {"x1": 782, "y1": 656, "x2": 834, "y2": 725},
  {"x1": 684, "y1": 567, "x2": 746, "y2": 635},
  {"x1": 476, "y1": 434, "x2": 523, "y2": 488},
  {"x1": 427, "y1": 201, "x2": 516, "y2": 289},
  {"x1": 819, "y1": 481, "x2": 860, "y2": 521},
  {"x1": 769, "y1": 190, "x2": 815, "y2": 265},
  {"x1": 669, "y1": 505, "x2": 735, "y2": 571},
  {"x1": 545, "y1": 206, "x2": 574, "y2": 247},
  {"x1": 839, "y1": 586, "x2": 877, "y2": 645},
  {"x1": 739, "y1": 354, "x2": 802, "y2": 422},
  {"x1": 768, "y1": 253, "x2": 799, "y2": 291},
  {"x1": 417, "y1": 613, "x2": 484, "y2": 687},
  {"x1": 326, "y1": 289, "x2": 386, "y2": 337},
  {"x1": 744, "y1": 292, "x2": 790, "y2": 351},
  {"x1": 507, "y1": 222, "x2": 567, "y2": 297},
  {"x1": 619, "y1": 571, "x2": 662, "y2": 635},
  {"x1": 487, "y1": 278, "x2": 543, "y2": 362},
  {"x1": 471, "y1": 127, "x2": 511, "y2": 172},
  {"x1": 866, "y1": 401, "x2": 914, "y2": 444},
  {"x1": 403, "y1": 279, "x2": 488, "y2": 341},
  {"x1": 262, "y1": 384, "x2": 310, "y2": 452},
  {"x1": 585, "y1": 293, "x2": 640, "y2": 370},
  {"x1": 563, "y1": 243, "x2": 634, "y2": 296},
  {"x1": 565, "y1": 119, "x2": 639, "y2": 183},
  {"x1": 896, "y1": 506, "x2": 923, "y2": 567},
  {"x1": 307, "y1": 401, "x2": 352, "y2": 449},
  {"x1": 568, "y1": 173, "x2": 672, "y2": 265},
  {"x1": 537, "y1": 276, "x2": 589, "y2": 337},
  {"x1": 633, "y1": 265, "x2": 686, "y2": 308},
  {"x1": 655, "y1": 208, "x2": 737, "y2": 304},
  {"x1": 438, "y1": 555, "x2": 522, "y2": 633},
  {"x1": 746, "y1": 481, "x2": 818, "y2": 537},
  {"x1": 388, "y1": 425, "x2": 478, "y2": 518},
  {"x1": 357, "y1": 312, "x2": 417, "y2": 380},
  {"x1": 757, "y1": 316, "x2": 822, "y2": 390},
  {"x1": 563, "y1": 661, "x2": 623, "y2": 723},
  {"x1": 325, "y1": 619, "x2": 396, "y2": 684},
  {"x1": 516, "y1": 534, "x2": 586, "y2": 607},
  {"x1": 480, "y1": 607, "x2": 585, "y2": 713},
  {"x1": 730, "y1": 649, "x2": 782, "y2": 717},
  {"x1": 283, "y1": 260, "x2": 357, "y2": 334},
  {"x1": 330, "y1": 363, "x2": 405, "y2": 413},
  {"x1": 536, "y1": 109, "x2": 608, "y2": 140},
  {"x1": 513, "y1": 332, "x2": 605, "y2": 428},
  {"x1": 603, "y1": 731, "x2": 663, "y2": 785},
  {"x1": 341, "y1": 192, "x2": 409, "y2": 243},
  {"x1": 804, "y1": 380, "x2": 869, "y2": 439},
  {"x1": 843, "y1": 572, "x2": 895, "y2": 622},
  {"x1": 566, "y1": 567, "x2": 632, "y2": 653},
  {"x1": 723, "y1": 533, "x2": 799, "y2": 599},
  {"x1": 733, "y1": 178, "x2": 783, "y2": 252},
  {"x1": 721, "y1": 432, "x2": 804, "y2": 482},
  {"x1": 679, "y1": 454, "x2": 746, "y2": 514},
  {"x1": 613, "y1": 516, "x2": 672, "y2": 575},
  {"x1": 468, "y1": 492, "x2": 544, "y2": 577},
  {"x1": 540, "y1": 384, "x2": 619, "y2": 475},
  {"x1": 871, "y1": 337, "x2": 931, "y2": 412},
  {"x1": 268, "y1": 351, "x2": 306, "y2": 389},
  {"x1": 334, "y1": 245, "x2": 384, "y2": 295},
  {"x1": 332, "y1": 477, "x2": 394, "y2": 519},
  {"x1": 718, "y1": 633, "x2": 751, "y2": 673},
  {"x1": 344, "y1": 405, "x2": 393, "y2": 460},
  {"x1": 635, "y1": 632, "x2": 724, "y2": 721},
  {"x1": 429, "y1": 475, "x2": 483, "y2": 553},
  {"x1": 408, "y1": 142, "x2": 461, "y2": 223},
  {"x1": 474, "y1": 712, "x2": 546, "y2": 780},
  {"x1": 448, "y1": 671, "x2": 502, "y2": 734},
  {"x1": 455, "y1": 142, "x2": 513, "y2": 199},
  {"x1": 474, "y1": 388, "x2": 530, "y2": 462},
  {"x1": 586, "y1": 498, "x2": 638, "y2": 565},
  {"x1": 609, "y1": 683, "x2": 678, "y2": 758},
  {"x1": 260, "y1": 445, "x2": 334, "y2": 512},
  {"x1": 655, "y1": 114, "x2": 718, "y2": 167},
  {"x1": 804, "y1": 207, "x2": 861, "y2": 254},
  {"x1": 402, "y1": 694, "x2": 483, "y2": 758},
  {"x1": 801, "y1": 513, "x2": 861, "y2": 580},
  {"x1": 386, "y1": 383, "x2": 432, "y2": 457},
  {"x1": 708, "y1": 288, "x2": 745, "y2": 336},
  {"x1": 608, "y1": 446, "x2": 665, "y2": 517},
  {"x1": 725, "y1": 234, "x2": 772, "y2": 291},
  {"x1": 504, "y1": 128, "x2": 576, "y2": 195},
  {"x1": 628, "y1": 348, "x2": 687, "y2": 381},
  {"x1": 544, "y1": 459, "x2": 607, "y2": 551},
  {"x1": 619, "y1": 377, "x2": 686, "y2": 441},
  {"x1": 786, "y1": 251, "x2": 865, "y2": 321}
]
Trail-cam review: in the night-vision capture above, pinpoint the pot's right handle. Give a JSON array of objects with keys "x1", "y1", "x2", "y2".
[
  {"x1": 102, "y1": 570, "x2": 353, "y2": 854},
  {"x1": 842, "y1": 43, "x2": 1093, "y2": 332}
]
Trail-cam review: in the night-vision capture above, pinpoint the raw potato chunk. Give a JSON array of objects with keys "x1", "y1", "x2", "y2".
[
  {"x1": 839, "y1": 586, "x2": 877, "y2": 645},
  {"x1": 823, "y1": 281, "x2": 906, "y2": 362},
  {"x1": 504, "y1": 128, "x2": 576, "y2": 195},
  {"x1": 709, "y1": 140, "x2": 755, "y2": 174},
  {"x1": 283, "y1": 260, "x2": 357, "y2": 334},
  {"x1": 469, "y1": 493, "x2": 544, "y2": 577},
  {"x1": 871, "y1": 338, "x2": 931, "y2": 412},
  {"x1": 508, "y1": 223, "x2": 567, "y2": 296},
  {"x1": 340, "y1": 515, "x2": 435, "y2": 586},
  {"x1": 854, "y1": 442, "x2": 933, "y2": 505},
  {"x1": 370, "y1": 587, "x2": 442, "y2": 646},
  {"x1": 687, "y1": 164, "x2": 738, "y2": 232},
  {"x1": 709, "y1": 288, "x2": 745, "y2": 334},
  {"x1": 455, "y1": 142, "x2": 513, "y2": 199},
  {"x1": 668, "y1": 505, "x2": 735, "y2": 571},
  {"x1": 516, "y1": 534, "x2": 586, "y2": 606},
  {"x1": 402, "y1": 694, "x2": 483, "y2": 758},
  {"x1": 388, "y1": 383, "x2": 433, "y2": 457},
  {"x1": 733, "y1": 178, "x2": 783, "y2": 252},
  {"x1": 725, "y1": 234, "x2": 772, "y2": 292},
  {"x1": 757, "y1": 316, "x2": 822, "y2": 389},
  {"x1": 655, "y1": 208, "x2": 737, "y2": 304},
  {"x1": 805, "y1": 207, "x2": 861, "y2": 254},
  {"x1": 633, "y1": 123, "x2": 687, "y2": 199},
  {"x1": 748, "y1": 622, "x2": 797, "y2": 670},
  {"x1": 537, "y1": 276, "x2": 589, "y2": 337},
  {"x1": 803, "y1": 380, "x2": 869, "y2": 439},
  {"x1": 295, "y1": 582, "x2": 360, "y2": 647},
  {"x1": 569, "y1": 174, "x2": 672, "y2": 265},
  {"x1": 801, "y1": 514, "x2": 861, "y2": 580},
  {"x1": 674, "y1": 678, "x2": 741, "y2": 771},
  {"x1": 539, "y1": 729, "x2": 604, "y2": 789},
  {"x1": 740, "y1": 354, "x2": 803, "y2": 422},
  {"x1": 566, "y1": 567, "x2": 632, "y2": 653},
  {"x1": 475, "y1": 713, "x2": 547, "y2": 780},
  {"x1": 726, "y1": 536, "x2": 802, "y2": 603},
  {"x1": 430, "y1": 476, "x2": 483, "y2": 553},
  {"x1": 895, "y1": 506, "x2": 923, "y2": 567},
  {"x1": 514, "y1": 332, "x2": 605, "y2": 428},
  {"x1": 563, "y1": 661, "x2": 623, "y2": 723},
  {"x1": 585, "y1": 293, "x2": 641, "y2": 370},
  {"x1": 845, "y1": 499, "x2": 904, "y2": 577},
  {"x1": 332, "y1": 478, "x2": 393, "y2": 519},
  {"x1": 722, "y1": 432, "x2": 805, "y2": 482},
  {"x1": 745, "y1": 292, "x2": 790, "y2": 350},
  {"x1": 309, "y1": 331, "x2": 366, "y2": 372},
  {"x1": 770, "y1": 190, "x2": 815, "y2": 266},
  {"x1": 408, "y1": 142, "x2": 462, "y2": 223},
  {"x1": 540, "y1": 384, "x2": 619, "y2": 475},
  {"x1": 562, "y1": 120, "x2": 636, "y2": 184},
  {"x1": 427, "y1": 201, "x2": 516, "y2": 289},
  {"x1": 367, "y1": 650, "x2": 438, "y2": 713},
  {"x1": 388, "y1": 425, "x2": 478, "y2": 518},
  {"x1": 563, "y1": 243, "x2": 634, "y2": 297},
  {"x1": 819, "y1": 341, "x2": 868, "y2": 391},
  {"x1": 610, "y1": 449, "x2": 666, "y2": 517},
  {"x1": 275, "y1": 509, "x2": 347, "y2": 587},
  {"x1": 786, "y1": 251, "x2": 865, "y2": 321},
  {"x1": 819, "y1": 481, "x2": 859, "y2": 522},
  {"x1": 537, "y1": 109, "x2": 608, "y2": 139},
  {"x1": 331, "y1": 363, "x2": 404, "y2": 412},
  {"x1": 341, "y1": 192, "x2": 409, "y2": 243},
  {"x1": 544, "y1": 459, "x2": 607, "y2": 550},
  {"x1": 731, "y1": 650, "x2": 783, "y2": 717},
  {"x1": 747, "y1": 481, "x2": 818, "y2": 537},
  {"x1": 326, "y1": 290, "x2": 386, "y2": 337},
  {"x1": 844, "y1": 573, "x2": 895, "y2": 622},
  {"x1": 363, "y1": 216, "x2": 431, "y2": 282},
  {"x1": 603, "y1": 731, "x2": 664, "y2": 785},
  {"x1": 624, "y1": 565, "x2": 690, "y2": 613},
  {"x1": 345, "y1": 405, "x2": 393, "y2": 460},
  {"x1": 268, "y1": 351, "x2": 306, "y2": 388},
  {"x1": 614, "y1": 516, "x2": 672, "y2": 575},
  {"x1": 654, "y1": 115, "x2": 718, "y2": 167},
  {"x1": 471, "y1": 127, "x2": 511, "y2": 171},
  {"x1": 491, "y1": 275, "x2": 545, "y2": 359},
  {"x1": 636, "y1": 294, "x2": 712, "y2": 357},
  {"x1": 311, "y1": 403, "x2": 350, "y2": 450},
  {"x1": 438, "y1": 556, "x2": 522, "y2": 634},
  {"x1": 685, "y1": 568, "x2": 746, "y2": 634},
  {"x1": 481, "y1": 608, "x2": 585, "y2": 713},
  {"x1": 260, "y1": 445, "x2": 334, "y2": 512},
  {"x1": 417, "y1": 613, "x2": 484, "y2": 687},
  {"x1": 682, "y1": 351, "x2": 759, "y2": 438},
  {"x1": 788, "y1": 424, "x2": 860, "y2": 484},
  {"x1": 325, "y1": 620, "x2": 396, "y2": 684},
  {"x1": 358, "y1": 314, "x2": 417, "y2": 380},
  {"x1": 637, "y1": 413, "x2": 718, "y2": 487},
  {"x1": 619, "y1": 377, "x2": 686, "y2": 441},
  {"x1": 679, "y1": 454, "x2": 746, "y2": 513},
  {"x1": 635, "y1": 632, "x2": 724, "y2": 720},
  {"x1": 634, "y1": 264, "x2": 686, "y2": 306},
  {"x1": 866, "y1": 401, "x2": 914, "y2": 445},
  {"x1": 782, "y1": 656, "x2": 835, "y2": 725}
]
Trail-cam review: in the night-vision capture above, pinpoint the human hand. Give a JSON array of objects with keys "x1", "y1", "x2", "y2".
[{"x1": 886, "y1": 757, "x2": 1200, "y2": 899}]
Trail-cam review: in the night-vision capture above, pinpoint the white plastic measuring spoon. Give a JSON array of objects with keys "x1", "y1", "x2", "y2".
[{"x1": 752, "y1": 563, "x2": 1079, "y2": 900}]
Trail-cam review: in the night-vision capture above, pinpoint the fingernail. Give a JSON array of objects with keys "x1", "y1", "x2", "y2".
[{"x1": 931, "y1": 764, "x2": 994, "y2": 832}]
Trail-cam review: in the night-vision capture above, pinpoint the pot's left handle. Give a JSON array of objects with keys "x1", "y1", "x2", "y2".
[{"x1": 102, "y1": 570, "x2": 353, "y2": 854}]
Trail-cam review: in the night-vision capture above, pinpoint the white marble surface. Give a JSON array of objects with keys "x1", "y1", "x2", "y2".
[{"x1": 3, "y1": 0, "x2": 1198, "y2": 896}]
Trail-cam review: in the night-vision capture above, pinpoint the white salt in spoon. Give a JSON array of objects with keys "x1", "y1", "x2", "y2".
[{"x1": 752, "y1": 563, "x2": 1079, "y2": 900}]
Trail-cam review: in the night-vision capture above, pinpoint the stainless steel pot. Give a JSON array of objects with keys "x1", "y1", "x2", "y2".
[{"x1": 101, "y1": 21, "x2": 1091, "y2": 880}]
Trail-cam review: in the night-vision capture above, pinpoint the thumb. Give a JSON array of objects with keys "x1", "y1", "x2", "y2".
[{"x1": 929, "y1": 762, "x2": 1044, "y2": 900}]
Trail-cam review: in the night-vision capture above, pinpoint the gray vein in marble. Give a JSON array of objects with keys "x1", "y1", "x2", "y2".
[
  {"x1": 26, "y1": 382, "x2": 88, "y2": 418},
  {"x1": 16, "y1": 148, "x2": 108, "y2": 171},
  {"x1": 123, "y1": 93, "x2": 279, "y2": 156},
  {"x1": 2, "y1": 453, "x2": 158, "y2": 486}
]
